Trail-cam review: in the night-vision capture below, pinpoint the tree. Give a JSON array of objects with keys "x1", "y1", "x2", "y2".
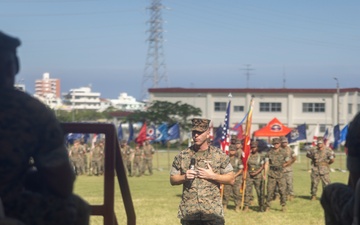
[{"x1": 126, "y1": 100, "x2": 202, "y2": 131}]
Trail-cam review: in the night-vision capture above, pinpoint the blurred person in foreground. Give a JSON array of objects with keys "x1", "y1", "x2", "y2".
[
  {"x1": 0, "y1": 31, "x2": 89, "y2": 225},
  {"x1": 170, "y1": 118, "x2": 235, "y2": 225},
  {"x1": 321, "y1": 112, "x2": 360, "y2": 225}
]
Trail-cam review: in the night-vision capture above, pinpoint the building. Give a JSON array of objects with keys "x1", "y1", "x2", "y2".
[
  {"x1": 35, "y1": 73, "x2": 60, "y2": 98},
  {"x1": 62, "y1": 86, "x2": 101, "y2": 110},
  {"x1": 110, "y1": 92, "x2": 145, "y2": 111},
  {"x1": 149, "y1": 87, "x2": 360, "y2": 136}
]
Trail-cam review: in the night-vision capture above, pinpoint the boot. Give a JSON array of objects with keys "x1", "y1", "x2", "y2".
[
  {"x1": 288, "y1": 195, "x2": 294, "y2": 201},
  {"x1": 282, "y1": 205, "x2": 287, "y2": 212},
  {"x1": 223, "y1": 205, "x2": 227, "y2": 212},
  {"x1": 311, "y1": 195, "x2": 317, "y2": 201},
  {"x1": 235, "y1": 205, "x2": 241, "y2": 212},
  {"x1": 243, "y1": 206, "x2": 249, "y2": 212},
  {"x1": 265, "y1": 207, "x2": 270, "y2": 212}
]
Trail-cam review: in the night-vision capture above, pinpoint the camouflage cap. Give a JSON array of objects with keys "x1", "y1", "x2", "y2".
[
  {"x1": 317, "y1": 137, "x2": 324, "y2": 144},
  {"x1": 0, "y1": 31, "x2": 21, "y2": 52},
  {"x1": 250, "y1": 141, "x2": 257, "y2": 148},
  {"x1": 272, "y1": 138, "x2": 280, "y2": 144},
  {"x1": 230, "y1": 135, "x2": 237, "y2": 140},
  {"x1": 235, "y1": 139, "x2": 242, "y2": 144},
  {"x1": 191, "y1": 118, "x2": 210, "y2": 132},
  {"x1": 120, "y1": 140, "x2": 127, "y2": 145},
  {"x1": 229, "y1": 144, "x2": 236, "y2": 151},
  {"x1": 280, "y1": 136, "x2": 288, "y2": 143}
]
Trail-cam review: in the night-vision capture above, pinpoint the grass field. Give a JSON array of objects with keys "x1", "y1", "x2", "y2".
[{"x1": 74, "y1": 151, "x2": 349, "y2": 225}]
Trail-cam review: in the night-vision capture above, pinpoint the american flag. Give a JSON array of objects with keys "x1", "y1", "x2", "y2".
[{"x1": 220, "y1": 101, "x2": 231, "y2": 155}]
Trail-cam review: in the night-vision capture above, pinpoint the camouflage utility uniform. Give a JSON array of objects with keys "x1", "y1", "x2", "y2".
[
  {"x1": 306, "y1": 145, "x2": 335, "y2": 199},
  {"x1": 124, "y1": 145, "x2": 134, "y2": 176},
  {"x1": 133, "y1": 147, "x2": 143, "y2": 177},
  {"x1": 222, "y1": 150, "x2": 243, "y2": 211},
  {"x1": 69, "y1": 142, "x2": 86, "y2": 175},
  {"x1": 0, "y1": 88, "x2": 89, "y2": 225},
  {"x1": 244, "y1": 152, "x2": 265, "y2": 211},
  {"x1": 91, "y1": 143, "x2": 104, "y2": 175},
  {"x1": 170, "y1": 145, "x2": 233, "y2": 224},
  {"x1": 265, "y1": 146, "x2": 289, "y2": 209},
  {"x1": 142, "y1": 143, "x2": 155, "y2": 175},
  {"x1": 283, "y1": 145, "x2": 296, "y2": 198}
]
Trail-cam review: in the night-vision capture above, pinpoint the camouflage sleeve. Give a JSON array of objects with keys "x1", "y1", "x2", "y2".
[
  {"x1": 328, "y1": 149, "x2": 335, "y2": 159},
  {"x1": 264, "y1": 152, "x2": 269, "y2": 162},
  {"x1": 220, "y1": 153, "x2": 233, "y2": 174},
  {"x1": 170, "y1": 154, "x2": 182, "y2": 176}
]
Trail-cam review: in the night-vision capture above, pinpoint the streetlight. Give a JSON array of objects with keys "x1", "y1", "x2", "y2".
[{"x1": 333, "y1": 77, "x2": 340, "y2": 127}]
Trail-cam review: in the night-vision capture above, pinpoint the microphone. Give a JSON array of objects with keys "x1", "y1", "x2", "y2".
[{"x1": 189, "y1": 158, "x2": 196, "y2": 186}]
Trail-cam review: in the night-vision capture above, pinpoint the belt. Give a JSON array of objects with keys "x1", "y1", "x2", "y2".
[{"x1": 270, "y1": 166, "x2": 282, "y2": 171}]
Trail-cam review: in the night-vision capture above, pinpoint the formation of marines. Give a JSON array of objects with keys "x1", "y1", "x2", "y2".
[
  {"x1": 222, "y1": 135, "x2": 335, "y2": 213},
  {"x1": 120, "y1": 140, "x2": 155, "y2": 177},
  {"x1": 68, "y1": 138, "x2": 104, "y2": 176}
]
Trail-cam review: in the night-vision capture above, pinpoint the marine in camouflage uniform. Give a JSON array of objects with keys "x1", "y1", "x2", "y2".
[
  {"x1": 244, "y1": 141, "x2": 265, "y2": 212},
  {"x1": 90, "y1": 141, "x2": 104, "y2": 176},
  {"x1": 280, "y1": 136, "x2": 297, "y2": 200},
  {"x1": 0, "y1": 31, "x2": 89, "y2": 225},
  {"x1": 133, "y1": 145, "x2": 143, "y2": 177},
  {"x1": 306, "y1": 137, "x2": 335, "y2": 200},
  {"x1": 222, "y1": 144, "x2": 243, "y2": 212},
  {"x1": 170, "y1": 118, "x2": 234, "y2": 225},
  {"x1": 264, "y1": 138, "x2": 291, "y2": 212},
  {"x1": 141, "y1": 140, "x2": 155, "y2": 175},
  {"x1": 69, "y1": 139, "x2": 86, "y2": 175},
  {"x1": 122, "y1": 142, "x2": 134, "y2": 176}
]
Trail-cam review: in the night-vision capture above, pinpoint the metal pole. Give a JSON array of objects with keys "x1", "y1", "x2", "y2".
[{"x1": 334, "y1": 77, "x2": 342, "y2": 170}]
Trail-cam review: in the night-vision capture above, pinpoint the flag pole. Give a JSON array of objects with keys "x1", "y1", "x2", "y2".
[{"x1": 240, "y1": 98, "x2": 254, "y2": 210}]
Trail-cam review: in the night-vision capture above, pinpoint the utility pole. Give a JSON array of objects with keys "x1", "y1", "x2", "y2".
[
  {"x1": 241, "y1": 64, "x2": 254, "y2": 88},
  {"x1": 141, "y1": 0, "x2": 168, "y2": 101}
]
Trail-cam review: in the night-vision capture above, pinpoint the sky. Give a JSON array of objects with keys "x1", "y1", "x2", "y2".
[{"x1": 1, "y1": 0, "x2": 360, "y2": 100}]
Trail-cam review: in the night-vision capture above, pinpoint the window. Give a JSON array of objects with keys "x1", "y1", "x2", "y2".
[
  {"x1": 320, "y1": 124, "x2": 326, "y2": 133},
  {"x1": 214, "y1": 102, "x2": 227, "y2": 112},
  {"x1": 234, "y1": 105, "x2": 244, "y2": 112},
  {"x1": 348, "y1": 104, "x2": 353, "y2": 114},
  {"x1": 259, "y1": 102, "x2": 281, "y2": 112},
  {"x1": 302, "y1": 103, "x2": 325, "y2": 112}
]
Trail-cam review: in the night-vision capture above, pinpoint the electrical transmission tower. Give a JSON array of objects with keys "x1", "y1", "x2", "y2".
[
  {"x1": 141, "y1": 0, "x2": 168, "y2": 101},
  {"x1": 240, "y1": 64, "x2": 254, "y2": 88}
]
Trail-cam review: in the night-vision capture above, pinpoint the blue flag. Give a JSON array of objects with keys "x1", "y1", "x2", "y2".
[
  {"x1": 168, "y1": 123, "x2": 180, "y2": 140},
  {"x1": 117, "y1": 123, "x2": 123, "y2": 141},
  {"x1": 340, "y1": 124, "x2": 348, "y2": 144},
  {"x1": 212, "y1": 124, "x2": 223, "y2": 148},
  {"x1": 66, "y1": 133, "x2": 83, "y2": 145},
  {"x1": 333, "y1": 124, "x2": 340, "y2": 149},
  {"x1": 155, "y1": 123, "x2": 168, "y2": 143},
  {"x1": 147, "y1": 124, "x2": 157, "y2": 142},
  {"x1": 286, "y1": 123, "x2": 307, "y2": 143},
  {"x1": 127, "y1": 122, "x2": 134, "y2": 144},
  {"x1": 83, "y1": 133, "x2": 90, "y2": 144}
]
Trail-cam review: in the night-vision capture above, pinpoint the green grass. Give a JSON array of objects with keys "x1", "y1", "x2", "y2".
[{"x1": 74, "y1": 151, "x2": 349, "y2": 225}]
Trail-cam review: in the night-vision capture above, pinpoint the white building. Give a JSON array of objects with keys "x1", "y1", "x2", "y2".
[
  {"x1": 63, "y1": 87, "x2": 101, "y2": 110},
  {"x1": 110, "y1": 92, "x2": 145, "y2": 111},
  {"x1": 149, "y1": 87, "x2": 360, "y2": 136}
]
